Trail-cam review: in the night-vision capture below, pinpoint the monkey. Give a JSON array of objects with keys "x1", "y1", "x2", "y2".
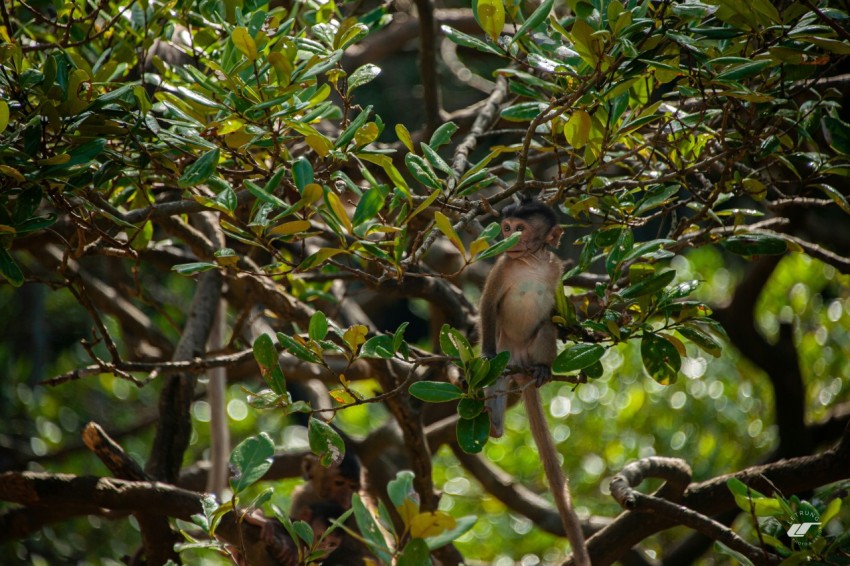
[
  {"x1": 237, "y1": 501, "x2": 346, "y2": 565},
  {"x1": 289, "y1": 451, "x2": 361, "y2": 517},
  {"x1": 478, "y1": 198, "x2": 591, "y2": 565}
]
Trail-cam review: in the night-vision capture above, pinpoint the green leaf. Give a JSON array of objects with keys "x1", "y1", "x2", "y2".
[
  {"x1": 500, "y1": 102, "x2": 546, "y2": 122},
  {"x1": 619, "y1": 270, "x2": 676, "y2": 299},
  {"x1": 0, "y1": 247, "x2": 24, "y2": 287},
  {"x1": 179, "y1": 148, "x2": 220, "y2": 188},
  {"x1": 475, "y1": 232, "x2": 520, "y2": 261},
  {"x1": 429, "y1": 122, "x2": 459, "y2": 149},
  {"x1": 813, "y1": 183, "x2": 850, "y2": 215},
  {"x1": 440, "y1": 25, "x2": 502, "y2": 55},
  {"x1": 253, "y1": 334, "x2": 286, "y2": 394},
  {"x1": 352, "y1": 494, "x2": 393, "y2": 564},
  {"x1": 361, "y1": 335, "x2": 395, "y2": 358},
  {"x1": 475, "y1": 351, "x2": 510, "y2": 389},
  {"x1": 293, "y1": 520, "x2": 314, "y2": 545},
  {"x1": 513, "y1": 0, "x2": 554, "y2": 41},
  {"x1": 336, "y1": 105, "x2": 373, "y2": 148},
  {"x1": 409, "y1": 381, "x2": 463, "y2": 402},
  {"x1": 552, "y1": 343, "x2": 605, "y2": 374},
  {"x1": 171, "y1": 262, "x2": 218, "y2": 275},
  {"x1": 678, "y1": 325, "x2": 721, "y2": 357},
  {"x1": 456, "y1": 412, "x2": 490, "y2": 453},
  {"x1": 352, "y1": 186, "x2": 387, "y2": 226},
  {"x1": 348, "y1": 64, "x2": 381, "y2": 94},
  {"x1": 640, "y1": 334, "x2": 681, "y2": 384},
  {"x1": 405, "y1": 154, "x2": 442, "y2": 191},
  {"x1": 398, "y1": 538, "x2": 431, "y2": 566},
  {"x1": 292, "y1": 157, "x2": 314, "y2": 191},
  {"x1": 824, "y1": 116, "x2": 850, "y2": 154},
  {"x1": 722, "y1": 234, "x2": 787, "y2": 256},
  {"x1": 387, "y1": 470, "x2": 417, "y2": 511},
  {"x1": 477, "y1": 0, "x2": 505, "y2": 41},
  {"x1": 308, "y1": 417, "x2": 345, "y2": 466},
  {"x1": 309, "y1": 311, "x2": 328, "y2": 341},
  {"x1": 715, "y1": 59, "x2": 772, "y2": 81},
  {"x1": 605, "y1": 228, "x2": 634, "y2": 277},
  {"x1": 277, "y1": 332, "x2": 323, "y2": 364},
  {"x1": 439, "y1": 323, "x2": 460, "y2": 358},
  {"x1": 713, "y1": 542, "x2": 755, "y2": 566},
  {"x1": 229, "y1": 433, "x2": 275, "y2": 494},
  {"x1": 457, "y1": 398, "x2": 484, "y2": 419},
  {"x1": 421, "y1": 143, "x2": 454, "y2": 177},
  {"x1": 621, "y1": 239, "x2": 675, "y2": 262}
]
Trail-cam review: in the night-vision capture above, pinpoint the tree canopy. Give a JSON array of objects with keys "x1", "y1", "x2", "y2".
[{"x1": 2, "y1": 0, "x2": 850, "y2": 563}]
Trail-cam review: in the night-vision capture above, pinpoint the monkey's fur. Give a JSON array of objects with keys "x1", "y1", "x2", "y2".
[{"x1": 478, "y1": 199, "x2": 590, "y2": 565}]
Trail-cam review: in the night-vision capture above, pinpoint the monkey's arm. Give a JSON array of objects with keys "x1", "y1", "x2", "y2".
[{"x1": 479, "y1": 258, "x2": 507, "y2": 358}]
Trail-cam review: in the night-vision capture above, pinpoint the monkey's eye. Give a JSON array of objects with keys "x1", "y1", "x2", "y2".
[
  {"x1": 515, "y1": 223, "x2": 525, "y2": 231},
  {"x1": 502, "y1": 223, "x2": 511, "y2": 232}
]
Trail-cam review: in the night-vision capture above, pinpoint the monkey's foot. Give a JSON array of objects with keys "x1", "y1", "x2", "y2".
[{"x1": 531, "y1": 365, "x2": 551, "y2": 387}]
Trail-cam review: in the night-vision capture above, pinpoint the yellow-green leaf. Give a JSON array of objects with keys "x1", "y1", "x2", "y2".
[
  {"x1": 0, "y1": 165, "x2": 25, "y2": 182},
  {"x1": 267, "y1": 51, "x2": 293, "y2": 86},
  {"x1": 565, "y1": 110, "x2": 591, "y2": 149},
  {"x1": 305, "y1": 134, "x2": 333, "y2": 157},
  {"x1": 232, "y1": 27, "x2": 259, "y2": 61},
  {"x1": 0, "y1": 100, "x2": 9, "y2": 134},
  {"x1": 410, "y1": 511, "x2": 456, "y2": 539},
  {"x1": 477, "y1": 0, "x2": 505, "y2": 42},
  {"x1": 270, "y1": 220, "x2": 312, "y2": 236},
  {"x1": 325, "y1": 191, "x2": 353, "y2": 233},
  {"x1": 343, "y1": 324, "x2": 368, "y2": 353},
  {"x1": 435, "y1": 211, "x2": 466, "y2": 259},
  {"x1": 395, "y1": 123, "x2": 415, "y2": 153}
]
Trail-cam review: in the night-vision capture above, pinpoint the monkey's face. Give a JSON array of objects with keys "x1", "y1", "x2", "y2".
[{"x1": 502, "y1": 216, "x2": 561, "y2": 258}]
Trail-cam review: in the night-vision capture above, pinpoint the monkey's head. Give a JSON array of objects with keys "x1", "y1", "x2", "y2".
[
  {"x1": 501, "y1": 200, "x2": 563, "y2": 258},
  {"x1": 302, "y1": 451, "x2": 361, "y2": 508}
]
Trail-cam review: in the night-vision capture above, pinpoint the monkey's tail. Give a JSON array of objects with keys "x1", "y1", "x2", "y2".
[{"x1": 523, "y1": 387, "x2": 591, "y2": 566}]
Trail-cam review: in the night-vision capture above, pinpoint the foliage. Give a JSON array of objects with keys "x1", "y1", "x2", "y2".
[
  {"x1": 2, "y1": 0, "x2": 850, "y2": 563},
  {"x1": 721, "y1": 478, "x2": 850, "y2": 564}
]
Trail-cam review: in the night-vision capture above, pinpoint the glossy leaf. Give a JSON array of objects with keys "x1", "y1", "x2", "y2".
[
  {"x1": 641, "y1": 334, "x2": 681, "y2": 385},
  {"x1": 513, "y1": 0, "x2": 554, "y2": 41},
  {"x1": 348, "y1": 64, "x2": 381, "y2": 94},
  {"x1": 620, "y1": 270, "x2": 676, "y2": 299},
  {"x1": 722, "y1": 234, "x2": 788, "y2": 256},
  {"x1": 429, "y1": 122, "x2": 458, "y2": 149},
  {"x1": 309, "y1": 311, "x2": 328, "y2": 341},
  {"x1": 361, "y1": 335, "x2": 395, "y2": 358},
  {"x1": 179, "y1": 148, "x2": 220, "y2": 188},
  {"x1": 229, "y1": 433, "x2": 275, "y2": 494},
  {"x1": 409, "y1": 381, "x2": 463, "y2": 402},
  {"x1": 456, "y1": 412, "x2": 490, "y2": 454},
  {"x1": 0, "y1": 248, "x2": 24, "y2": 287},
  {"x1": 553, "y1": 343, "x2": 605, "y2": 374},
  {"x1": 308, "y1": 417, "x2": 345, "y2": 466}
]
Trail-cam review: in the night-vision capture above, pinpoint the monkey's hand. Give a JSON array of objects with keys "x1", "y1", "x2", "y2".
[{"x1": 531, "y1": 365, "x2": 552, "y2": 388}]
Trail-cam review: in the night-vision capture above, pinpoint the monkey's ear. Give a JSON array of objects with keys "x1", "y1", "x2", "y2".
[
  {"x1": 547, "y1": 225, "x2": 563, "y2": 248},
  {"x1": 302, "y1": 454, "x2": 319, "y2": 479}
]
